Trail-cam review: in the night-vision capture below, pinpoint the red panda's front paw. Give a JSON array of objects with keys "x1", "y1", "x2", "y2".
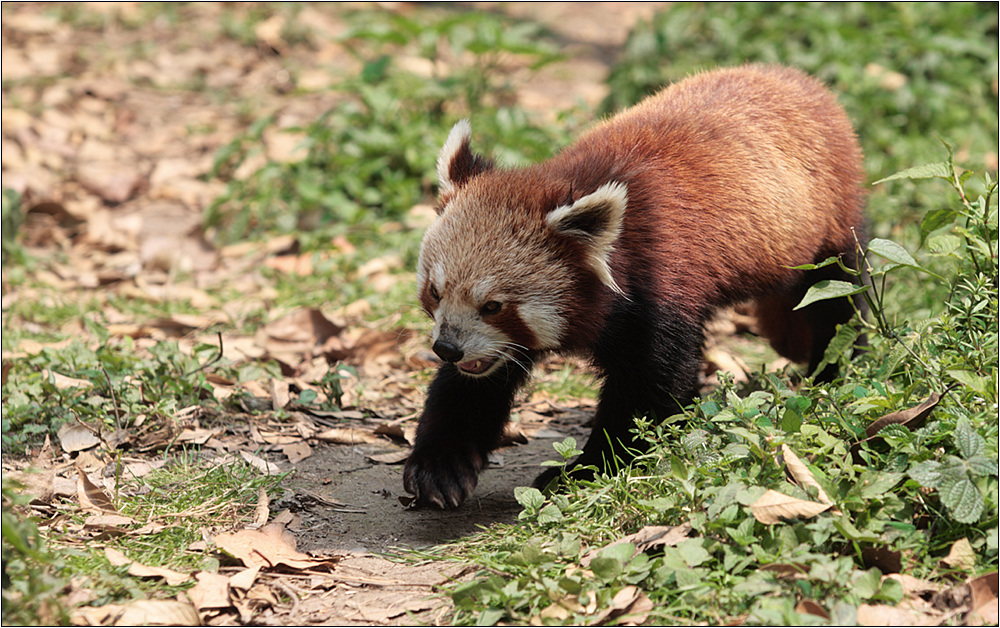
[{"x1": 403, "y1": 445, "x2": 484, "y2": 509}]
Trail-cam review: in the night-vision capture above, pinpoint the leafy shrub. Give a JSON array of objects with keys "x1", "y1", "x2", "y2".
[{"x1": 206, "y1": 10, "x2": 567, "y2": 245}]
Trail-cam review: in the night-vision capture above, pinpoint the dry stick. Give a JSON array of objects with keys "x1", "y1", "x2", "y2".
[{"x1": 184, "y1": 331, "x2": 225, "y2": 378}]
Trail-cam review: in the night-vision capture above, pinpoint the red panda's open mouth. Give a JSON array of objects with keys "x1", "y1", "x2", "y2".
[{"x1": 457, "y1": 356, "x2": 499, "y2": 376}]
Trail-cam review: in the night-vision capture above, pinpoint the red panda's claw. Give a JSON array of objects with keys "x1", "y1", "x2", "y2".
[{"x1": 403, "y1": 445, "x2": 483, "y2": 509}]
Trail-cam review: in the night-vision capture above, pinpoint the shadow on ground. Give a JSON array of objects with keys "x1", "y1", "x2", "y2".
[{"x1": 285, "y1": 436, "x2": 566, "y2": 553}]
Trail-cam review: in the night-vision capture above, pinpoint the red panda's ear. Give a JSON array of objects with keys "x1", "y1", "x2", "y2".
[
  {"x1": 546, "y1": 181, "x2": 628, "y2": 295},
  {"x1": 436, "y1": 120, "x2": 494, "y2": 211}
]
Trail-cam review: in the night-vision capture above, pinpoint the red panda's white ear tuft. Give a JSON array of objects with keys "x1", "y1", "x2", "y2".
[
  {"x1": 547, "y1": 181, "x2": 628, "y2": 295},
  {"x1": 436, "y1": 120, "x2": 493, "y2": 210}
]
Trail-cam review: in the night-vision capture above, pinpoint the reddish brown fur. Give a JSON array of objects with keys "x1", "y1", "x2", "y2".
[
  {"x1": 451, "y1": 65, "x2": 864, "y2": 357},
  {"x1": 404, "y1": 64, "x2": 867, "y2": 509}
]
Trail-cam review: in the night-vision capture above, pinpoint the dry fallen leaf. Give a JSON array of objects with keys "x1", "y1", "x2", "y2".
[
  {"x1": 866, "y1": 392, "x2": 942, "y2": 438},
  {"x1": 239, "y1": 450, "x2": 282, "y2": 475},
  {"x1": 366, "y1": 450, "x2": 410, "y2": 465},
  {"x1": 968, "y1": 572, "x2": 999, "y2": 625},
  {"x1": 127, "y1": 561, "x2": 193, "y2": 587},
  {"x1": 941, "y1": 537, "x2": 976, "y2": 572},
  {"x1": 72, "y1": 599, "x2": 201, "y2": 627},
  {"x1": 77, "y1": 470, "x2": 120, "y2": 515},
  {"x1": 186, "y1": 570, "x2": 232, "y2": 612},
  {"x1": 84, "y1": 513, "x2": 136, "y2": 529},
  {"x1": 58, "y1": 423, "x2": 101, "y2": 453},
  {"x1": 5, "y1": 468, "x2": 55, "y2": 503},
  {"x1": 105, "y1": 546, "x2": 132, "y2": 567},
  {"x1": 281, "y1": 441, "x2": 312, "y2": 464},
  {"x1": 759, "y1": 563, "x2": 810, "y2": 580},
  {"x1": 229, "y1": 565, "x2": 261, "y2": 591},
  {"x1": 750, "y1": 489, "x2": 832, "y2": 524},
  {"x1": 780, "y1": 444, "x2": 840, "y2": 512},
  {"x1": 856, "y1": 602, "x2": 943, "y2": 626},
  {"x1": 214, "y1": 522, "x2": 335, "y2": 571},
  {"x1": 252, "y1": 487, "x2": 270, "y2": 527},
  {"x1": 581, "y1": 523, "x2": 693, "y2": 567},
  {"x1": 607, "y1": 585, "x2": 653, "y2": 624},
  {"x1": 795, "y1": 599, "x2": 830, "y2": 620},
  {"x1": 44, "y1": 369, "x2": 95, "y2": 390},
  {"x1": 884, "y1": 573, "x2": 943, "y2": 597},
  {"x1": 315, "y1": 427, "x2": 380, "y2": 445},
  {"x1": 851, "y1": 392, "x2": 943, "y2": 463},
  {"x1": 263, "y1": 307, "x2": 344, "y2": 353}
]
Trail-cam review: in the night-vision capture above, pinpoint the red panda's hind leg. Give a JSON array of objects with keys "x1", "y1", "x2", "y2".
[{"x1": 754, "y1": 261, "x2": 867, "y2": 382}]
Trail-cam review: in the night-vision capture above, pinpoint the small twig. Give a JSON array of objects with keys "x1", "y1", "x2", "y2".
[
  {"x1": 183, "y1": 331, "x2": 225, "y2": 378},
  {"x1": 270, "y1": 578, "x2": 301, "y2": 615}
]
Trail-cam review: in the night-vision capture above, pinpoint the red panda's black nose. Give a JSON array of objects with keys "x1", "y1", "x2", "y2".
[{"x1": 432, "y1": 339, "x2": 464, "y2": 363}]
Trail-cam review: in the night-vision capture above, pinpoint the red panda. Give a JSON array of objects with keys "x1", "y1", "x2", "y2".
[{"x1": 403, "y1": 64, "x2": 867, "y2": 509}]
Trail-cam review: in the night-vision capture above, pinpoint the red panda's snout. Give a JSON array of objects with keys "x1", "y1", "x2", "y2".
[{"x1": 428, "y1": 317, "x2": 507, "y2": 377}]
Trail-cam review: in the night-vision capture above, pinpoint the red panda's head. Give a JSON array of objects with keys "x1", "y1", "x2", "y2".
[{"x1": 417, "y1": 120, "x2": 627, "y2": 377}]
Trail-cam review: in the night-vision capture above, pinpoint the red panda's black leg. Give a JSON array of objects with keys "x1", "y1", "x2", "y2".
[
  {"x1": 535, "y1": 300, "x2": 703, "y2": 489},
  {"x1": 758, "y1": 247, "x2": 869, "y2": 382},
  {"x1": 404, "y1": 359, "x2": 533, "y2": 509}
]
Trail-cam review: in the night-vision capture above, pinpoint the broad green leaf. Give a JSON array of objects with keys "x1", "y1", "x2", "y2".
[
  {"x1": 921, "y1": 207, "x2": 958, "y2": 236},
  {"x1": 907, "y1": 460, "x2": 942, "y2": 487},
  {"x1": 591, "y1": 547, "x2": 630, "y2": 582},
  {"x1": 780, "y1": 408, "x2": 802, "y2": 433},
  {"x1": 677, "y1": 539, "x2": 712, "y2": 568},
  {"x1": 552, "y1": 437, "x2": 581, "y2": 459},
  {"x1": 872, "y1": 161, "x2": 951, "y2": 185},
  {"x1": 670, "y1": 455, "x2": 689, "y2": 481},
  {"x1": 477, "y1": 608, "x2": 504, "y2": 626},
  {"x1": 940, "y1": 477, "x2": 984, "y2": 524},
  {"x1": 876, "y1": 577, "x2": 905, "y2": 604},
  {"x1": 787, "y1": 256, "x2": 842, "y2": 271},
  {"x1": 832, "y1": 516, "x2": 881, "y2": 544},
  {"x1": 853, "y1": 567, "x2": 882, "y2": 600},
  {"x1": 858, "y1": 472, "x2": 905, "y2": 499},
  {"x1": 867, "y1": 238, "x2": 919, "y2": 267},
  {"x1": 786, "y1": 396, "x2": 812, "y2": 414},
  {"x1": 514, "y1": 486, "x2": 545, "y2": 511},
  {"x1": 966, "y1": 456, "x2": 999, "y2": 477},
  {"x1": 793, "y1": 280, "x2": 868, "y2": 310},
  {"x1": 926, "y1": 234, "x2": 962, "y2": 256},
  {"x1": 947, "y1": 369, "x2": 991, "y2": 397},
  {"x1": 953, "y1": 419, "x2": 985, "y2": 459},
  {"x1": 598, "y1": 541, "x2": 636, "y2": 563},
  {"x1": 537, "y1": 503, "x2": 563, "y2": 524}
]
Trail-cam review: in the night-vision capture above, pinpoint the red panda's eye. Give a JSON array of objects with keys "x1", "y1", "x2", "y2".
[
  {"x1": 480, "y1": 301, "x2": 502, "y2": 316},
  {"x1": 430, "y1": 285, "x2": 441, "y2": 302}
]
